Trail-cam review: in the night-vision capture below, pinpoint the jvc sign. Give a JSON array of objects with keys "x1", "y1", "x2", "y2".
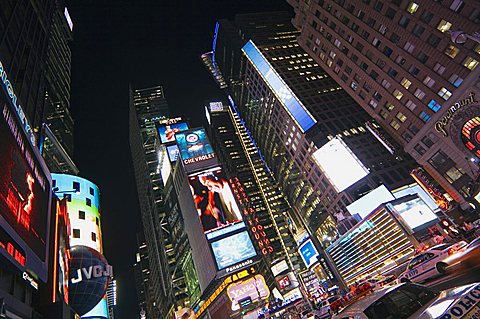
[
  {"x1": 0, "y1": 59, "x2": 35, "y2": 146},
  {"x1": 70, "y1": 264, "x2": 113, "y2": 284}
]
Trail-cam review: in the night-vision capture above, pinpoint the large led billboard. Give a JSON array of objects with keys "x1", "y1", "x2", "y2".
[
  {"x1": 188, "y1": 167, "x2": 242, "y2": 234},
  {"x1": 298, "y1": 239, "x2": 319, "y2": 268},
  {"x1": 312, "y1": 138, "x2": 369, "y2": 192},
  {"x1": 210, "y1": 231, "x2": 257, "y2": 270},
  {"x1": 176, "y1": 128, "x2": 217, "y2": 172},
  {"x1": 389, "y1": 196, "x2": 438, "y2": 233},
  {"x1": 157, "y1": 122, "x2": 189, "y2": 144},
  {"x1": 347, "y1": 185, "x2": 395, "y2": 220},
  {"x1": 0, "y1": 101, "x2": 51, "y2": 282}
]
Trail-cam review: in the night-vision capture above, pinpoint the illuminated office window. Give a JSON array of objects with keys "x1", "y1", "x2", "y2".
[
  {"x1": 463, "y1": 57, "x2": 479, "y2": 70},
  {"x1": 407, "y1": 2, "x2": 419, "y2": 13},
  {"x1": 393, "y1": 89, "x2": 404, "y2": 100},
  {"x1": 437, "y1": 19, "x2": 452, "y2": 32},
  {"x1": 445, "y1": 45, "x2": 459, "y2": 58},
  {"x1": 390, "y1": 120, "x2": 401, "y2": 130},
  {"x1": 401, "y1": 78, "x2": 412, "y2": 89},
  {"x1": 438, "y1": 87, "x2": 452, "y2": 100},
  {"x1": 396, "y1": 112, "x2": 407, "y2": 122}
]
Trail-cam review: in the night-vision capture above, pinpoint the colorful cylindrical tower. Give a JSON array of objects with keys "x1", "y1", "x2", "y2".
[{"x1": 52, "y1": 173, "x2": 109, "y2": 319}]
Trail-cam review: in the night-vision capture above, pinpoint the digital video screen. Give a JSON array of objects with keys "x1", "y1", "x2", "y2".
[
  {"x1": 176, "y1": 128, "x2": 217, "y2": 172},
  {"x1": 210, "y1": 231, "x2": 257, "y2": 270},
  {"x1": 157, "y1": 122, "x2": 189, "y2": 144},
  {"x1": 166, "y1": 144, "x2": 180, "y2": 162},
  {"x1": 299, "y1": 239, "x2": 319, "y2": 268},
  {"x1": 0, "y1": 102, "x2": 50, "y2": 264},
  {"x1": 188, "y1": 167, "x2": 242, "y2": 234}
]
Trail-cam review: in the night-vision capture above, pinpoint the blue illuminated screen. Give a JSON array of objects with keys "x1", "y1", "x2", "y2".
[
  {"x1": 242, "y1": 40, "x2": 316, "y2": 133},
  {"x1": 210, "y1": 231, "x2": 257, "y2": 270},
  {"x1": 299, "y1": 239, "x2": 319, "y2": 268},
  {"x1": 166, "y1": 145, "x2": 180, "y2": 162},
  {"x1": 157, "y1": 122, "x2": 189, "y2": 144}
]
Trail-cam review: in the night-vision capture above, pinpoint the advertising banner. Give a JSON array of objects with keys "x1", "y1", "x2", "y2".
[
  {"x1": 227, "y1": 274, "x2": 269, "y2": 311},
  {"x1": 166, "y1": 144, "x2": 180, "y2": 162},
  {"x1": 210, "y1": 231, "x2": 257, "y2": 270},
  {"x1": 0, "y1": 100, "x2": 51, "y2": 282},
  {"x1": 157, "y1": 122, "x2": 189, "y2": 144},
  {"x1": 188, "y1": 167, "x2": 242, "y2": 234},
  {"x1": 176, "y1": 128, "x2": 217, "y2": 173},
  {"x1": 298, "y1": 239, "x2": 319, "y2": 268}
]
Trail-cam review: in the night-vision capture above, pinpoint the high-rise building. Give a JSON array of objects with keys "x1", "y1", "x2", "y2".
[
  {"x1": 1, "y1": 2, "x2": 60, "y2": 318},
  {"x1": 106, "y1": 279, "x2": 117, "y2": 319},
  {"x1": 133, "y1": 233, "x2": 150, "y2": 316},
  {"x1": 287, "y1": 0, "x2": 480, "y2": 215},
  {"x1": 129, "y1": 86, "x2": 195, "y2": 318},
  {"x1": 0, "y1": 0, "x2": 57, "y2": 141},
  {"x1": 206, "y1": 12, "x2": 417, "y2": 256},
  {"x1": 41, "y1": 3, "x2": 77, "y2": 175},
  {"x1": 51, "y1": 174, "x2": 110, "y2": 319},
  {"x1": 205, "y1": 101, "x2": 312, "y2": 285}
]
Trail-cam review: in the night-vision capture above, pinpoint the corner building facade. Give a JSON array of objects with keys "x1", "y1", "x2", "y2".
[
  {"x1": 213, "y1": 12, "x2": 417, "y2": 248},
  {"x1": 129, "y1": 86, "x2": 193, "y2": 318},
  {"x1": 288, "y1": 0, "x2": 480, "y2": 212}
]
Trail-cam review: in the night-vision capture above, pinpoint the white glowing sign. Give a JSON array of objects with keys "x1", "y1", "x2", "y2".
[
  {"x1": 312, "y1": 138, "x2": 369, "y2": 192},
  {"x1": 64, "y1": 7, "x2": 74, "y2": 31},
  {"x1": 347, "y1": 185, "x2": 395, "y2": 219},
  {"x1": 227, "y1": 274, "x2": 269, "y2": 311}
]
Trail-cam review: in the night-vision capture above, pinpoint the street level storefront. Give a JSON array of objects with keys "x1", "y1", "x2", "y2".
[{"x1": 405, "y1": 66, "x2": 480, "y2": 222}]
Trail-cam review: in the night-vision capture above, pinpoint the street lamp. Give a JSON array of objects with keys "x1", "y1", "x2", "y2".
[{"x1": 450, "y1": 31, "x2": 480, "y2": 44}]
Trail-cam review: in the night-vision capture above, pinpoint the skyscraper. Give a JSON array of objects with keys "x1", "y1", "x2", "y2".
[
  {"x1": 0, "y1": 0, "x2": 57, "y2": 141},
  {"x1": 205, "y1": 102, "x2": 309, "y2": 280},
  {"x1": 129, "y1": 86, "x2": 195, "y2": 318},
  {"x1": 42, "y1": 3, "x2": 77, "y2": 174},
  {"x1": 202, "y1": 12, "x2": 420, "y2": 286},
  {"x1": 1, "y1": 2, "x2": 59, "y2": 318},
  {"x1": 288, "y1": 0, "x2": 480, "y2": 215},
  {"x1": 133, "y1": 233, "x2": 150, "y2": 316}
]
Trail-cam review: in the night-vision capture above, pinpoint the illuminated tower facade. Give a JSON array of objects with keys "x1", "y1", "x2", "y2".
[
  {"x1": 288, "y1": 0, "x2": 480, "y2": 213},
  {"x1": 51, "y1": 174, "x2": 109, "y2": 319}
]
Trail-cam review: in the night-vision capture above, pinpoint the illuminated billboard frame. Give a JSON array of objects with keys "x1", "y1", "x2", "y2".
[
  {"x1": 298, "y1": 239, "x2": 319, "y2": 269},
  {"x1": 176, "y1": 128, "x2": 217, "y2": 173},
  {"x1": 312, "y1": 138, "x2": 369, "y2": 192},
  {"x1": 210, "y1": 230, "x2": 257, "y2": 270},
  {"x1": 166, "y1": 144, "x2": 180, "y2": 162},
  {"x1": 0, "y1": 98, "x2": 52, "y2": 282},
  {"x1": 388, "y1": 195, "x2": 438, "y2": 233},
  {"x1": 157, "y1": 122, "x2": 189, "y2": 144},
  {"x1": 188, "y1": 167, "x2": 243, "y2": 234}
]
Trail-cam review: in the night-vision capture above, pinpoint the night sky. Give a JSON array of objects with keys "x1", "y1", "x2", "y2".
[{"x1": 68, "y1": 1, "x2": 292, "y2": 318}]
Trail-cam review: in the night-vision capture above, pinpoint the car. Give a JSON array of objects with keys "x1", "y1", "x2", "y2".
[
  {"x1": 331, "y1": 282, "x2": 480, "y2": 319},
  {"x1": 443, "y1": 236, "x2": 480, "y2": 270},
  {"x1": 396, "y1": 242, "x2": 467, "y2": 283}
]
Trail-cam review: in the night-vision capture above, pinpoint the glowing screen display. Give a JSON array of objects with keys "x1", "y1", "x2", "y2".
[
  {"x1": 0, "y1": 100, "x2": 51, "y2": 281},
  {"x1": 299, "y1": 239, "x2": 319, "y2": 268},
  {"x1": 210, "y1": 231, "x2": 257, "y2": 270},
  {"x1": 312, "y1": 138, "x2": 369, "y2": 192},
  {"x1": 166, "y1": 144, "x2": 180, "y2": 162},
  {"x1": 157, "y1": 122, "x2": 189, "y2": 144},
  {"x1": 390, "y1": 196, "x2": 439, "y2": 232},
  {"x1": 347, "y1": 185, "x2": 395, "y2": 219},
  {"x1": 176, "y1": 128, "x2": 217, "y2": 172},
  {"x1": 188, "y1": 167, "x2": 242, "y2": 234}
]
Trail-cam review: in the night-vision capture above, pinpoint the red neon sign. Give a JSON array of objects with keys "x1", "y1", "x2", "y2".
[{"x1": 230, "y1": 177, "x2": 274, "y2": 255}]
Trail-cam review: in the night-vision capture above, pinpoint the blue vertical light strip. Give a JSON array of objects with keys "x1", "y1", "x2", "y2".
[
  {"x1": 212, "y1": 21, "x2": 220, "y2": 64},
  {"x1": 241, "y1": 40, "x2": 317, "y2": 133}
]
